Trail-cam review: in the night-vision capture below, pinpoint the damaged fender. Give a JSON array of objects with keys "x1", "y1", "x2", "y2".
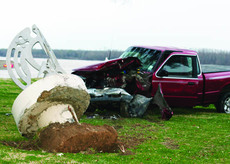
[{"x1": 121, "y1": 84, "x2": 173, "y2": 120}]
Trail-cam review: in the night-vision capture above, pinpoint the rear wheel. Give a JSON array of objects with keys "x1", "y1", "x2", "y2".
[{"x1": 216, "y1": 92, "x2": 230, "y2": 113}]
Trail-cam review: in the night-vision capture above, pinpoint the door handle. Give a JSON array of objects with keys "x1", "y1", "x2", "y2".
[{"x1": 187, "y1": 82, "x2": 195, "y2": 85}]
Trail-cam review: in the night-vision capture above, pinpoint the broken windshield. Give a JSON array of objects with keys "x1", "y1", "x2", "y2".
[{"x1": 120, "y1": 47, "x2": 161, "y2": 72}]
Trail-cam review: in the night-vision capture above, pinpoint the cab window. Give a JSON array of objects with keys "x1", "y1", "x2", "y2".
[{"x1": 158, "y1": 55, "x2": 197, "y2": 78}]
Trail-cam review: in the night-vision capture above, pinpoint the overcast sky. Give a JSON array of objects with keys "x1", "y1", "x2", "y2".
[{"x1": 1, "y1": 0, "x2": 230, "y2": 51}]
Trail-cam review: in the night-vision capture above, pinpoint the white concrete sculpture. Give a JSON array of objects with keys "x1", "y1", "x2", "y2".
[
  {"x1": 12, "y1": 74, "x2": 90, "y2": 137},
  {"x1": 6, "y1": 25, "x2": 90, "y2": 137},
  {"x1": 6, "y1": 25, "x2": 65, "y2": 89}
]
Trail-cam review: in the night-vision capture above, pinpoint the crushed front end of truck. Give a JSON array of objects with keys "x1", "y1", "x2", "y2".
[{"x1": 72, "y1": 47, "x2": 173, "y2": 120}]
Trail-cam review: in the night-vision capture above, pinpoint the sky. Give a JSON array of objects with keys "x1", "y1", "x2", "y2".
[{"x1": 1, "y1": 0, "x2": 230, "y2": 51}]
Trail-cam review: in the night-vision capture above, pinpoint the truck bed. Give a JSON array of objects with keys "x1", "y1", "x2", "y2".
[{"x1": 201, "y1": 64, "x2": 230, "y2": 73}]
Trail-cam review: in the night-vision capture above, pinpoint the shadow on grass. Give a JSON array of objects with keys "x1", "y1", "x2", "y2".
[
  {"x1": 145, "y1": 104, "x2": 217, "y2": 119},
  {"x1": 142, "y1": 105, "x2": 218, "y2": 124},
  {"x1": 171, "y1": 105, "x2": 217, "y2": 115}
]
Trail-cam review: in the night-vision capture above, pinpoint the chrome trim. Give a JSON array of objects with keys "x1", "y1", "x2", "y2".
[
  {"x1": 208, "y1": 75, "x2": 230, "y2": 80},
  {"x1": 152, "y1": 80, "x2": 199, "y2": 84}
]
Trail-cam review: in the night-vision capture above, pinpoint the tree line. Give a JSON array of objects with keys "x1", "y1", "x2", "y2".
[
  {"x1": 196, "y1": 49, "x2": 230, "y2": 65},
  {"x1": 1, "y1": 48, "x2": 230, "y2": 65},
  {"x1": 0, "y1": 49, "x2": 123, "y2": 61}
]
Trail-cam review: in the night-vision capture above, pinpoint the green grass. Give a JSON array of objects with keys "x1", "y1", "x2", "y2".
[{"x1": 0, "y1": 78, "x2": 229, "y2": 163}]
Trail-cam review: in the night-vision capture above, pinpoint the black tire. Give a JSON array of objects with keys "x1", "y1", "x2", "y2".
[{"x1": 216, "y1": 92, "x2": 230, "y2": 113}]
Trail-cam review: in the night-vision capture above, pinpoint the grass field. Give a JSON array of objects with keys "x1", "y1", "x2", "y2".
[{"x1": 0, "y1": 78, "x2": 229, "y2": 163}]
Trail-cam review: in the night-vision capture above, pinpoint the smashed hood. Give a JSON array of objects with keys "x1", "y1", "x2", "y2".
[
  {"x1": 72, "y1": 57, "x2": 151, "y2": 95},
  {"x1": 72, "y1": 57, "x2": 141, "y2": 74}
]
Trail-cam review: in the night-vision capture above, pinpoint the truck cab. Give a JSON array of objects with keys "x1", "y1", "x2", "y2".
[
  {"x1": 152, "y1": 50, "x2": 203, "y2": 107},
  {"x1": 73, "y1": 46, "x2": 230, "y2": 114}
]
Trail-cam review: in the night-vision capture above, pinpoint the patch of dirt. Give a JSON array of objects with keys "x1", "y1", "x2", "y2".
[
  {"x1": 113, "y1": 125, "x2": 123, "y2": 130},
  {"x1": 161, "y1": 138, "x2": 179, "y2": 149},
  {"x1": 0, "y1": 140, "x2": 40, "y2": 151},
  {"x1": 117, "y1": 123, "x2": 157, "y2": 150},
  {"x1": 119, "y1": 135, "x2": 146, "y2": 149},
  {"x1": 131, "y1": 123, "x2": 153, "y2": 129}
]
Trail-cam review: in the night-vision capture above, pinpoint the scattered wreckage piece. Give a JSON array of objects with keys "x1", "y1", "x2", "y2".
[
  {"x1": 152, "y1": 84, "x2": 173, "y2": 120},
  {"x1": 123, "y1": 84, "x2": 173, "y2": 120},
  {"x1": 87, "y1": 85, "x2": 173, "y2": 120},
  {"x1": 12, "y1": 74, "x2": 90, "y2": 138}
]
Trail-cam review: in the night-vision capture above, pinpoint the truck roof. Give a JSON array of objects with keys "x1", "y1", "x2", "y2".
[{"x1": 133, "y1": 45, "x2": 198, "y2": 55}]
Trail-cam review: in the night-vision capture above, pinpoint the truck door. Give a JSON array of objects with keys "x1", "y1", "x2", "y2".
[{"x1": 152, "y1": 54, "x2": 203, "y2": 107}]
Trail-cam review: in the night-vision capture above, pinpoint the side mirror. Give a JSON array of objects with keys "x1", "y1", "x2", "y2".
[{"x1": 158, "y1": 70, "x2": 168, "y2": 77}]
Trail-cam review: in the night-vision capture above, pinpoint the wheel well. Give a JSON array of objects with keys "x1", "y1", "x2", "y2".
[{"x1": 220, "y1": 84, "x2": 230, "y2": 94}]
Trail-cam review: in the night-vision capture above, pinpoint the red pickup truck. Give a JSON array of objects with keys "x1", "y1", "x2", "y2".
[{"x1": 72, "y1": 46, "x2": 230, "y2": 115}]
